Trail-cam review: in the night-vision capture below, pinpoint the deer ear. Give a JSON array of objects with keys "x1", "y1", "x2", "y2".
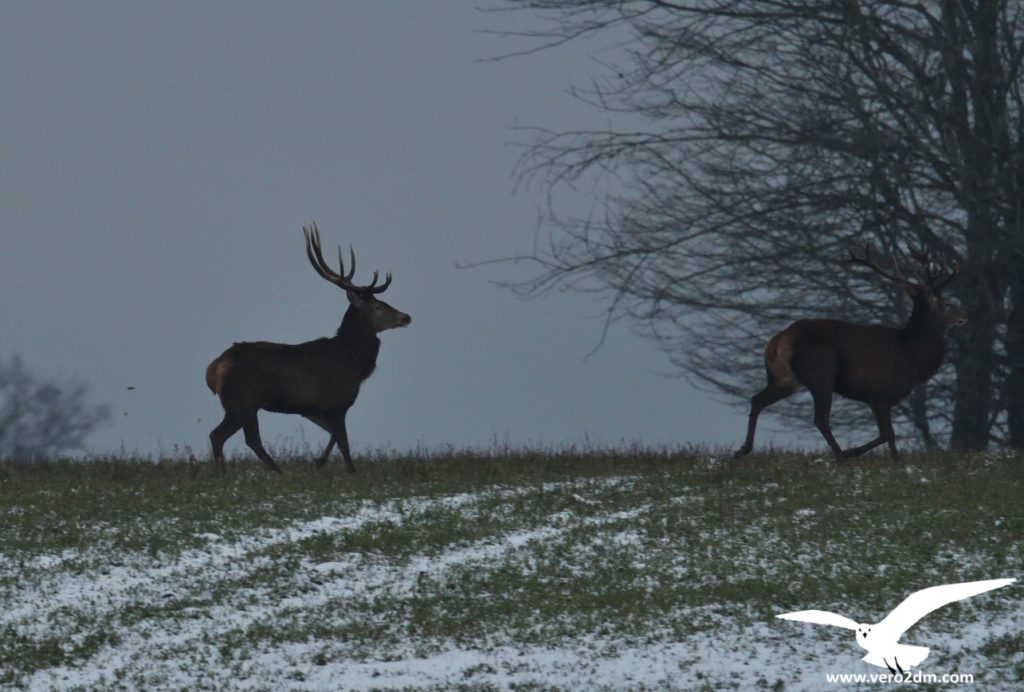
[{"x1": 346, "y1": 288, "x2": 363, "y2": 306}]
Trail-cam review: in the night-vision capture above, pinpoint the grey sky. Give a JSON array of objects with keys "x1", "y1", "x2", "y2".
[{"x1": 1, "y1": 2, "x2": 808, "y2": 458}]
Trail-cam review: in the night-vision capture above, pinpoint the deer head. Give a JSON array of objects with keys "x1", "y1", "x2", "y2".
[
  {"x1": 303, "y1": 223, "x2": 411, "y2": 332},
  {"x1": 848, "y1": 242, "x2": 966, "y2": 328}
]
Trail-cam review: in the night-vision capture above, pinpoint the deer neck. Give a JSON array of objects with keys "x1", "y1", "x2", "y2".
[
  {"x1": 903, "y1": 298, "x2": 946, "y2": 381},
  {"x1": 334, "y1": 309, "x2": 381, "y2": 381}
]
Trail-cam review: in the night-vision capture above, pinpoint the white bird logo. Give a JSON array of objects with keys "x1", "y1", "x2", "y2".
[{"x1": 777, "y1": 578, "x2": 1015, "y2": 674}]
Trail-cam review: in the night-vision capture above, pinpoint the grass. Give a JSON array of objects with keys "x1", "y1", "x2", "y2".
[{"x1": 0, "y1": 448, "x2": 1022, "y2": 689}]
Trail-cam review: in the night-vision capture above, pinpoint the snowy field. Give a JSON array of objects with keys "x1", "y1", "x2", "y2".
[{"x1": 1, "y1": 452, "x2": 1022, "y2": 690}]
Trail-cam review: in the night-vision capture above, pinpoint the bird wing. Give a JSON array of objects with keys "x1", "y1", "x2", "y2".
[
  {"x1": 777, "y1": 609, "x2": 859, "y2": 630},
  {"x1": 876, "y1": 578, "x2": 1016, "y2": 641}
]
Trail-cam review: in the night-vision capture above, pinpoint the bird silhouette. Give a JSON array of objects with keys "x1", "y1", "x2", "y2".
[{"x1": 777, "y1": 578, "x2": 1015, "y2": 673}]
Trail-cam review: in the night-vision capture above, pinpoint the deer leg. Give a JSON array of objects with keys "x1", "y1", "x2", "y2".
[
  {"x1": 210, "y1": 412, "x2": 242, "y2": 472},
  {"x1": 842, "y1": 437, "x2": 887, "y2": 458},
  {"x1": 241, "y1": 413, "x2": 282, "y2": 475},
  {"x1": 735, "y1": 384, "x2": 795, "y2": 457},
  {"x1": 843, "y1": 403, "x2": 896, "y2": 458},
  {"x1": 325, "y1": 411, "x2": 356, "y2": 474},
  {"x1": 318, "y1": 437, "x2": 336, "y2": 463},
  {"x1": 304, "y1": 414, "x2": 337, "y2": 466},
  {"x1": 791, "y1": 348, "x2": 845, "y2": 461},
  {"x1": 809, "y1": 389, "x2": 845, "y2": 461},
  {"x1": 875, "y1": 403, "x2": 899, "y2": 458}
]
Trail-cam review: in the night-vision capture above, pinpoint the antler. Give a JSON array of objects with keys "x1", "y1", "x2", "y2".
[
  {"x1": 906, "y1": 242, "x2": 960, "y2": 291},
  {"x1": 302, "y1": 223, "x2": 392, "y2": 294},
  {"x1": 304, "y1": 223, "x2": 355, "y2": 287},
  {"x1": 848, "y1": 242, "x2": 915, "y2": 291},
  {"x1": 932, "y1": 259, "x2": 959, "y2": 290},
  {"x1": 849, "y1": 241, "x2": 959, "y2": 293}
]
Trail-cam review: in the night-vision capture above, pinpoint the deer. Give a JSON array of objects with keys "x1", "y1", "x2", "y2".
[
  {"x1": 734, "y1": 244, "x2": 966, "y2": 461},
  {"x1": 205, "y1": 223, "x2": 411, "y2": 474}
]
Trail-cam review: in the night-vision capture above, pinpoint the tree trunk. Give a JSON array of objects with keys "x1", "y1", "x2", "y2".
[
  {"x1": 1006, "y1": 276, "x2": 1024, "y2": 448},
  {"x1": 950, "y1": 259, "x2": 997, "y2": 449},
  {"x1": 947, "y1": 3, "x2": 1002, "y2": 450},
  {"x1": 906, "y1": 386, "x2": 937, "y2": 450}
]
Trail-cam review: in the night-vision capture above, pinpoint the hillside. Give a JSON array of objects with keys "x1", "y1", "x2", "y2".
[{"x1": 1, "y1": 449, "x2": 1021, "y2": 690}]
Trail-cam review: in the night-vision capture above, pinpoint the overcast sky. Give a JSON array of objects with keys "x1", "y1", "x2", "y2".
[{"x1": 1, "y1": 2, "x2": 813, "y2": 459}]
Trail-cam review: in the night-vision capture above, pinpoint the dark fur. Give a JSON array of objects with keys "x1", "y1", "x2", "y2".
[
  {"x1": 736, "y1": 271, "x2": 962, "y2": 461},
  {"x1": 207, "y1": 291, "x2": 408, "y2": 474}
]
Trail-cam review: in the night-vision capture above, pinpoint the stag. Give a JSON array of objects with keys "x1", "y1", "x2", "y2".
[
  {"x1": 205, "y1": 223, "x2": 411, "y2": 473},
  {"x1": 735, "y1": 244, "x2": 965, "y2": 461}
]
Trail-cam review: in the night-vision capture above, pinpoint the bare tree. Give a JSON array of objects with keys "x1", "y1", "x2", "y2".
[
  {"x1": 491, "y1": 0, "x2": 1024, "y2": 449},
  {"x1": 0, "y1": 356, "x2": 110, "y2": 460}
]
